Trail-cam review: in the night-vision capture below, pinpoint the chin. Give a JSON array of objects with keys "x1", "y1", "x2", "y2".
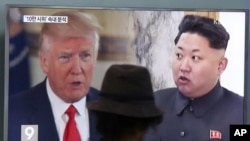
[
  {"x1": 69, "y1": 95, "x2": 84, "y2": 103},
  {"x1": 178, "y1": 87, "x2": 192, "y2": 96}
]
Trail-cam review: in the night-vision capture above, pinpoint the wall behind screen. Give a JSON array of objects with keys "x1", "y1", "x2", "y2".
[{"x1": 0, "y1": 0, "x2": 249, "y2": 140}]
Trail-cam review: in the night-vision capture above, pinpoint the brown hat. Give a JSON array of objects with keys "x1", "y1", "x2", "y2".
[{"x1": 87, "y1": 64, "x2": 163, "y2": 117}]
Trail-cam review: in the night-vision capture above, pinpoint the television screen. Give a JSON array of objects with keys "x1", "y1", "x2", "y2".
[{"x1": 5, "y1": 5, "x2": 248, "y2": 141}]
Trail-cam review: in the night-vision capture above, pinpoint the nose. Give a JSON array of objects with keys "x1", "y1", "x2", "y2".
[
  {"x1": 71, "y1": 56, "x2": 82, "y2": 75},
  {"x1": 180, "y1": 58, "x2": 191, "y2": 73}
]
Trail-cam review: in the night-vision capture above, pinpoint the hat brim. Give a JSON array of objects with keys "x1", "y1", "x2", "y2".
[{"x1": 87, "y1": 98, "x2": 163, "y2": 118}]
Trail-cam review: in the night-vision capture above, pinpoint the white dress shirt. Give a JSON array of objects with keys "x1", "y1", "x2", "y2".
[{"x1": 46, "y1": 79, "x2": 90, "y2": 141}]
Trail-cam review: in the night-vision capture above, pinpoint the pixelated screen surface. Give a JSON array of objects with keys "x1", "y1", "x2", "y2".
[{"x1": 5, "y1": 5, "x2": 248, "y2": 141}]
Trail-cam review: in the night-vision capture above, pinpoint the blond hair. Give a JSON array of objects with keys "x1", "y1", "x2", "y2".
[{"x1": 39, "y1": 10, "x2": 102, "y2": 53}]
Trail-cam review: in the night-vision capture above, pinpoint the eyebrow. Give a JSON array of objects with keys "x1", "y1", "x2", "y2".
[
  {"x1": 59, "y1": 50, "x2": 72, "y2": 54},
  {"x1": 177, "y1": 46, "x2": 200, "y2": 53}
]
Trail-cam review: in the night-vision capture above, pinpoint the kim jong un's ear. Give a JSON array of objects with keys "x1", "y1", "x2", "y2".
[{"x1": 218, "y1": 57, "x2": 228, "y2": 75}]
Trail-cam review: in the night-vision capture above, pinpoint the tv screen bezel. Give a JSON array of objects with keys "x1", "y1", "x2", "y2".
[{"x1": 4, "y1": 4, "x2": 250, "y2": 141}]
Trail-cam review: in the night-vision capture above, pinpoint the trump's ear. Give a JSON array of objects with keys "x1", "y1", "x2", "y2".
[
  {"x1": 218, "y1": 57, "x2": 228, "y2": 75},
  {"x1": 39, "y1": 51, "x2": 49, "y2": 74}
]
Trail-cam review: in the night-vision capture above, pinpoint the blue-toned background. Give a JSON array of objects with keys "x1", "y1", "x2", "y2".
[{"x1": 0, "y1": 0, "x2": 249, "y2": 140}]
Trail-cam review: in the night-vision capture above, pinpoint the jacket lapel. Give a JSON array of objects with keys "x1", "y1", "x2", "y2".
[{"x1": 29, "y1": 80, "x2": 60, "y2": 141}]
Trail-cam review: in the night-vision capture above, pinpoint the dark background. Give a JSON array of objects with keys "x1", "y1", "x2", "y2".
[{"x1": 0, "y1": 0, "x2": 249, "y2": 140}]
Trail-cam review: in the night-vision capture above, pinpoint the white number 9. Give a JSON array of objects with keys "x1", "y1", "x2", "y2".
[{"x1": 24, "y1": 126, "x2": 35, "y2": 140}]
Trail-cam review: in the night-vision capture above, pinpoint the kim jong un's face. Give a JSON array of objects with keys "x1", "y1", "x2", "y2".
[{"x1": 172, "y1": 32, "x2": 227, "y2": 98}]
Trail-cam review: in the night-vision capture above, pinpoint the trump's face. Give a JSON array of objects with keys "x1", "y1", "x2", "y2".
[
  {"x1": 172, "y1": 32, "x2": 227, "y2": 98},
  {"x1": 40, "y1": 37, "x2": 96, "y2": 103}
]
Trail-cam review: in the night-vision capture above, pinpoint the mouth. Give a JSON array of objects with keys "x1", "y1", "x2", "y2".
[
  {"x1": 70, "y1": 81, "x2": 83, "y2": 88},
  {"x1": 178, "y1": 76, "x2": 190, "y2": 85}
]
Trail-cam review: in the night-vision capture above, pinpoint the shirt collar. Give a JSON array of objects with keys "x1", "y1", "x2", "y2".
[{"x1": 175, "y1": 82, "x2": 223, "y2": 117}]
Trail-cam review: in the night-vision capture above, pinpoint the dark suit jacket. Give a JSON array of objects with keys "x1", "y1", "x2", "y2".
[
  {"x1": 8, "y1": 80, "x2": 101, "y2": 141},
  {"x1": 144, "y1": 82, "x2": 243, "y2": 141}
]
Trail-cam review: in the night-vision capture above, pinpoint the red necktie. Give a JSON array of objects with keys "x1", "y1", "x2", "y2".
[{"x1": 63, "y1": 105, "x2": 81, "y2": 141}]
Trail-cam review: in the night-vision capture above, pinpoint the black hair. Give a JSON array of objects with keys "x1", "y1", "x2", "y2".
[
  {"x1": 93, "y1": 111, "x2": 163, "y2": 141},
  {"x1": 174, "y1": 14, "x2": 230, "y2": 50}
]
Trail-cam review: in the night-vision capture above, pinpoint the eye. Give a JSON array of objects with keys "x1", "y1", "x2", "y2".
[
  {"x1": 80, "y1": 52, "x2": 91, "y2": 60},
  {"x1": 58, "y1": 54, "x2": 70, "y2": 63},
  {"x1": 192, "y1": 55, "x2": 200, "y2": 61},
  {"x1": 176, "y1": 53, "x2": 183, "y2": 60}
]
